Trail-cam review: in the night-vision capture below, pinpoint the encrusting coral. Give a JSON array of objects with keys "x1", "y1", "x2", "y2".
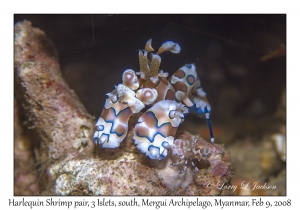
[{"x1": 14, "y1": 20, "x2": 234, "y2": 195}]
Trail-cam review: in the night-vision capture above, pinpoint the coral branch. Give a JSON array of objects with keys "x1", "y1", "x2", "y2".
[{"x1": 14, "y1": 20, "x2": 94, "y2": 164}]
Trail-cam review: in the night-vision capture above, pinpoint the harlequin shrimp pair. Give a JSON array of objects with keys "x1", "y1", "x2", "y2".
[{"x1": 94, "y1": 39, "x2": 214, "y2": 174}]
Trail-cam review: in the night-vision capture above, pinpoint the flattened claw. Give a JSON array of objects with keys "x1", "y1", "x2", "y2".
[
  {"x1": 145, "y1": 39, "x2": 154, "y2": 52},
  {"x1": 94, "y1": 98, "x2": 133, "y2": 148},
  {"x1": 157, "y1": 41, "x2": 181, "y2": 54},
  {"x1": 133, "y1": 100, "x2": 185, "y2": 159}
]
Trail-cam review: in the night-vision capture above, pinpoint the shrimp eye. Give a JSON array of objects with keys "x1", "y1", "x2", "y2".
[{"x1": 147, "y1": 52, "x2": 153, "y2": 61}]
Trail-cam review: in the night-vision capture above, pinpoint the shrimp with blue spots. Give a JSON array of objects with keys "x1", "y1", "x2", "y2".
[
  {"x1": 94, "y1": 39, "x2": 215, "y2": 164},
  {"x1": 170, "y1": 63, "x2": 214, "y2": 143}
]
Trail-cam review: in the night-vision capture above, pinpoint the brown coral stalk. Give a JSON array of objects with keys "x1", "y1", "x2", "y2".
[{"x1": 14, "y1": 20, "x2": 94, "y2": 164}]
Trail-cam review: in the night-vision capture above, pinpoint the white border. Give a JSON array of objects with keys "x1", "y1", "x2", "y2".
[{"x1": 2, "y1": 0, "x2": 299, "y2": 209}]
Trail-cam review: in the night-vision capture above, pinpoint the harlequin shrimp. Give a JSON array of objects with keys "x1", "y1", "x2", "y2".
[
  {"x1": 94, "y1": 39, "x2": 214, "y2": 165},
  {"x1": 170, "y1": 136, "x2": 211, "y2": 174}
]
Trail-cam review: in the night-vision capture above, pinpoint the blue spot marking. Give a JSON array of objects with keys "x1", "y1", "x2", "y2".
[
  {"x1": 148, "y1": 145, "x2": 161, "y2": 159},
  {"x1": 97, "y1": 125, "x2": 104, "y2": 131},
  {"x1": 186, "y1": 75, "x2": 195, "y2": 85},
  {"x1": 135, "y1": 111, "x2": 170, "y2": 143},
  {"x1": 100, "y1": 133, "x2": 110, "y2": 143},
  {"x1": 105, "y1": 107, "x2": 132, "y2": 137},
  {"x1": 176, "y1": 70, "x2": 186, "y2": 78},
  {"x1": 185, "y1": 64, "x2": 192, "y2": 68},
  {"x1": 135, "y1": 130, "x2": 167, "y2": 143},
  {"x1": 162, "y1": 141, "x2": 170, "y2": 149},
  {"x1": 93, "y1": 137, "x2": 99, "y2": 144}
]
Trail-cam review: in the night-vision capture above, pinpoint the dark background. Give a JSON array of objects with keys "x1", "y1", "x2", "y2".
[{"x1": 14, "y1": 14, "x2": 286, "y2": 194}]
